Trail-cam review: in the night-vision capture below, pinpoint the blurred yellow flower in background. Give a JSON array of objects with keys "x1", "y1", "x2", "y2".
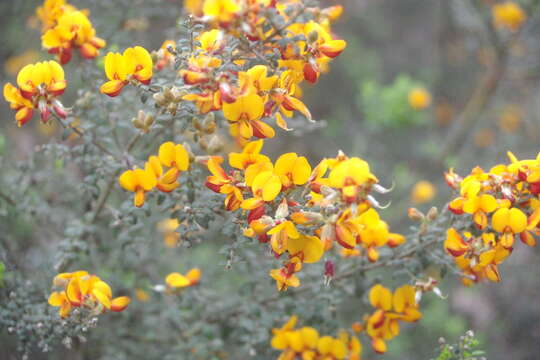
[
  {"x1": 492, "y1": 2, "x2": 526, "y2": 31},
  {"x1": 135, "y1": 288, "x2": 150, "y2": 302},
  {"x1": 411, "y1": 180, "x2": 436, "y2": 204},
  {"x1": 498, "y1": 105, "x2": 522, "y2": 133},
  {"x1": 157, "y1": 218, "x2": 180, "y2": 247},
  {"x1": 4, "y1": 51, "x2": 41, "y2": 76},
  {"x1": 408, "y1": 87, "x2": 432, "y2": 110}
]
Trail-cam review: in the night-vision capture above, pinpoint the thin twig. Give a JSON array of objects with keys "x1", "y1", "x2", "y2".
[{"x1": 0, "y1": 190, "x2": 16, "y2": 206}]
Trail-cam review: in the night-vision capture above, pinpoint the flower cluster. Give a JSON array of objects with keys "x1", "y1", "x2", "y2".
[
  {"x1": 48, "y1": 271, "x2": 130, "y2": 318},
  {"x1": 492, "y1": 1, "x2": 526, "y2": 32},
  {"x1": 100, "y1": 46, "x2": 154, "y2": 97},
  {"x1": 444, "y1": 152, "x2": 539, "y2": 285},
  {"x1": 361, "y1": 284, "x2": 422, "y2": 354},
  {"x1": 271, "y1": 316, "x2": 362, "y2": 360},
  {"x1": 204, "y1": 140, "x2": 405, "y2": 290},
  {"x1": 4, "y1": 60, "x2": 67, "y2": 127},
  {"x1": 37, "y1": 0, "x2": 105, "y2": 64},
  {"x1": 119, "y1": 141, "x2": 191, "y2": 207},
  {"x1": 163, "y1": 0, "x2": 346, "y2": 143}
]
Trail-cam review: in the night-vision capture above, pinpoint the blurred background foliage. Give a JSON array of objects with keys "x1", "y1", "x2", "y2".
[{"x1": 1, "y1": 0, "x2": 540, "y2": 359}]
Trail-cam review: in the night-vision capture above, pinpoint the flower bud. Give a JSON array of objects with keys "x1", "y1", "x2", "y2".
[
  {"x1": 144, "y1": 114, "x2": 155, "y2": 127},
  {"x1": 153, "y1": 92, "x2": 167, "y2": 106},
  {"x1": 167, "y1": 102, "x2": 178, "y2": 115},
  {"x1": 202, "y1": 112, "x2": 216, "y2": 134},
  {"x1": 408, "y1": 207, "x2": 424, "y2": 221},
  {"x1": 426, "y1": 206, "x2": 438, "y2": 221},
  {"x1": 207, "y1": 135, "x2": 223, "y2": 154}
]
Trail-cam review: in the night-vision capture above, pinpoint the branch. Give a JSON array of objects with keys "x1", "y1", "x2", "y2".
[{"x1": 439, "y1": 0, "x2": 519, "y2": 159}]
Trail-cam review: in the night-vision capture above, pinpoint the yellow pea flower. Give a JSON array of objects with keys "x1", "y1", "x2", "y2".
[
  {"x1": 408, "y1": 87, "x2": 432, "y2": 110},
  {"x1": 410, "y1": 180, "x2": 436, "y2": 204},
  {"x1": 444, "y1": 228, "x2": 469, "y2": 257},
  {"x1": 157, "y1": 218, "x2": 181, "y2": 247},
  {"x1": 269, "y1": 267, "x2": 300, "y2": 291},
  {"x1": 202, "y1": 0, "x2": 240, "y2": 25},
  {"x1": 492, "y1": 2, "x2": 526, "y2": 32},
  {"x1": 158, "y1": 141, "x2": 190, "y2": 172},
  {"x1": 238, "y1": 65, "x2": 278, "y2": 95},
  {"x1": 222, "y1": 92, "x2": 275, "y2": 139},
  {"x1": 251, "y1": 171, "x2": 282, "y2": 202},
  {"x1": 145, "y1": 156, "x2": 180, "y2": 193},
  {"x1": 118, "y1": 168, "x2": 157, "y2": 207},
  {"x1": 4, "y1": 60, "x2": 67, "y2": 126},
  {"x1": 369, "y1": 284, "x2": 393, "y2": 311},
  {"x1": 462, "y1": 193, "x2": 498, "y2": 229},
  {"x1": 197, "y1": 29, "x2": 225, "y2": 54},
  {"x1": 48, "y1": 291, "x2": 72, "y2": 318},
  {"x1": 48, "y1": 271, "x2": 130, "y2": 317},
  {"x1": 3, "y1": 83, "x2": 34, "y2": 127},
  {"x1": 41, "y1": 10, "x2": 105, "y2": 64},
  {"x1": 155, "y1": 40, "x2": 176, "y2": 71},
  {"x1": 165, "y1": 268, "x2": 201, "y2": 290},
  {"x1": 228, "y1": 139, "x2": 269, "y2": 170},
  {"x1": 100, "y1": 46, "x2": 153, "y2": 97},
  {"x1": 267, "y1": 220, "x2": 299, "y2": 255},
  {"x1": 274, "y1": 152, "x2": 312, "y2": 188},
  {"x1": 286, "y1": 234, "x2": 324, "y2": 263},
  {"x1": 492, "y1": 207, "x2": 527, "y2": 247}
]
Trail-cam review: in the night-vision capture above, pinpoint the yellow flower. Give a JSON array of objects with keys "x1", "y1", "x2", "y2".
[
  {"x1": 269, "y1": 267, "x2": 300, "y2": 291},
  {"x1": 274, "y1": 152, "x2": 312, "y2": 188},
  {"x1": 36, "y1": 0, "x2": 79, "y2": 30},
  {"x1": 118, "y1": 168, "x2": 157, "y2": 207},
  {"x1": 228, "y1": 139, "x2": 269, "y2": 170},
  {"x1": 267, "y1": 220, "x2": 299, "y2": 255},
  {"x1": 4, "y1": 50, "x2": 40, "y2": 76},
  {"x1": 287, "y1": 234, "x2": 324, "y2": 263},
  {"x1": 48, "y1": 271, "x2": 130, "y2": 317},
  {"x1": 251, "y1": 171, "x2": 282, "y2": 202},
  {"x1": 222, "y1": 92, "x2": 275, "y2": 139},
  {"x1": 135, "y1": 288, "x2": 150, "y2": 302},
  {"x1": 492, "y1": 2, "x2": 526, "y2": 31},
  {"x1": 145, "y1": 156, "x2": 180, "y2": 193},
  {"x1": 100, "y1": 46, "x2": 153, "y2": 97},
  {"x1": 492, "y1": 207, "x2": 527, "y2": 247},
  {"x1": 165, "y1": 268, "x2": 201, "y2": 289},
  {"x1": 157, "y1": 218, "x2": 180, "y2": 247},
  {"x1": 202, "y1": 0, "x2": 240, "y2": 24},
  {"x1": 4, "y1": 60, "x2": 67, "y2": 126},
  {"x1": 42, "y1": 10, "x2": 105, "y2": 64},
  {"x1": 410, "y1": 180, "x2": 436, "y2": 204},
  {"x1": 155, "y1": 40, "x2": 176, "y2": 71},
  {"x1": 328, "y1": 157, "x2": 377, "y2": 202},
  {"x1": 158, "y1": 141, "x2": 190, "y2": 172},
  {"x1": 408, "y1": 87, "x2": 432, "y2": 110}
]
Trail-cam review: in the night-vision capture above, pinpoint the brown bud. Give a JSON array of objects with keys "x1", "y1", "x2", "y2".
[
  {"x1": 202, "y1": 112, "x2": 216, "y2": 134},
  {"x1": 170, "y1": 86, "x2": 186, "y2": 103},
  {"x1": 426, "y1": 206, "x2": 439, "y2": 221},
  {"x1": 153, "y1": 92, "x2": 167, "y2": 106},
  {"x1": 198, "y1": 136, "x2": 208, "y2": 150},
  {"x1": 207, "y1": 135, "x2": 223, "y2": 154},
  {"x1": 131, "y1": 117, "x2": 144, "y2": 129},
  {"x1": 162, "y1": 86, "x2": 174, "y2": 101},
  {"x1": 407, "y1": 207, "x2": 425, "y2": 221},
  {"x1": 192, "y1": 117, "x2": 203, "y2": 132},
  {"x1": 167, "y1": 103, "x2": 178, "y2": 115},
  {"x1": 144, "y1": 114, "x2": 155, "y2": 127}
]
